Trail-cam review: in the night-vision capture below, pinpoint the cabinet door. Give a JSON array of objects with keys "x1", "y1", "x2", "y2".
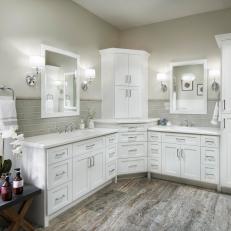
[
  {"x1": 114, "y1": 53, "x2": 129, "y2": 86},
  {"x1": 128, "y1": 87, "x2": 142, "y2": 118},
  {"x1": 162, "y1": 143, "x2": 181, "y2": 177},
  {"x1": 222, "y1": 43, "x2": 231, "y2": 113},
  {"x1": 73, "y1": 155, "x2": 90, "y2": 200},
  {"x1": 115, "y1": 86, "x2": 129, "y2": 118},
  {"x1": 90, "y1": 149, "x2": 105, "y2": 190},
  {"x1": 221, "y1": 115, "x2": 231, "y2": 187},
  {"x1": 129, "y1": 55, "x2": 143, "y2": 86},
  {"x1": 180, "y1": 145, "x2": 201, "y2": 181}
]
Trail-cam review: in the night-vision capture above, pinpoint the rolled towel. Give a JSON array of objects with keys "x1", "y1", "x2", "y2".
[{"x1": 211, "y1": 102, "x2": 219, "y2": 125}]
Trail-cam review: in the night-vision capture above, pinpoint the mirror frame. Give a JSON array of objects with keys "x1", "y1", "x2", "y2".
[
  {"x1": 170, "y1": 59, "x2": 208, "y2": 115},
  {"x1": 41, "y1": 44, "x2": 80, "y2": 118}
]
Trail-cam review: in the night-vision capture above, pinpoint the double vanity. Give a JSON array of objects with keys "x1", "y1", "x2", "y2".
[{"x1": 22, "y1": 120, "x2": 220, "y2": 227}]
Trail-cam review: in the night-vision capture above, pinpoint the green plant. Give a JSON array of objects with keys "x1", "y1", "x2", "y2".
[{"x1": 0, "y1": 157, "x2": 12, "y2": 175}]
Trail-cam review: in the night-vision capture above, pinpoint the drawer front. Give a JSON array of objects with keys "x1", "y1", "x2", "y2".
[
  {"x1": 118, "y1": 132, "x2": 147, "y2": 143},
  {"x1": 201, "y1": 136, "x2": 219, "y2": 148},
  {"x1": 106, "y1": 161, "x2": 117, "y2": 180},
  {"x1": 148, "y1": 142, "x2": 161, "y2": 157},
  {"x1": 118, "y1": 142, "x2": 147, "y2": 158},
  {"x1": 106, "y1": 145, "x2": 117, "y2": 162},
  {"x1": 47, "y1": 145, "x2": 72, "y2": 165},
  {"x1": 163, "y1": 133, "x2": 200, "y2": 146},
  {"x1": 48, "y1": 160, "x2": 72, "y2": 189},
  {"x1": 148, "y1": 158, "x2": 161, "y2": 174},
  {"x1": 118, "y1": 124, "x2": 148, "y2": 132},
  {"x1": 106, "y1": 134, "x2": 117, "y2": 146},
  {"x1": 118, "y1": 158, "x2": 147, "y2": 174},
  {"x1": 201, "y1": 148, "x2": 218, "y2": 165},
  {"x1": 73, "y1": 137, "x2": 105, "y2": 156},
  {"x1": 148, "y1": 132, "x2": 162, "y2": 142},
  {"x1": 47, "y1": 182, "x2": 72, "y2": 215},
  {"x1": 202, "y1": 166, "x2": 217, "y2": 183}
]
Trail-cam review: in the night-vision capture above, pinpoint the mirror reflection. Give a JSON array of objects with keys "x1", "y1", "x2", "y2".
[{"x1": 170, "y1": 60, "x2": 207, "y2": 114}]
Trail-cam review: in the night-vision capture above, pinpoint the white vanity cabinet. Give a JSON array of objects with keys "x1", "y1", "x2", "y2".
[
  {"x1": 22, "y1": 129, "x2": 118, "y2": 227},
  {"x1": 100, "y1": 48, "x2": 149, "y2": 119},
  {"x1": 148, "y1": 130, "x2": 220, "y2": 184}
]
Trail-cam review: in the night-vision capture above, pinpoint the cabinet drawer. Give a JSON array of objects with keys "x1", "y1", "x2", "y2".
[
  {"x1": 47, "y1": 182, "x2": 72, "y2": 215},
  {"x1": 118, "y1": 132, "x2": 147, "y2": 142},
  {"x1": 148, "y1": 132, "x2": 162, "y2": 142},
  {"x1": 106, "y1": 161, "x2": 117, "y2": 180},
  {"x1": 73, "y1": 137, "x2": 105, "y2": 156},
  {"x1": 202, "y1": 166, "x2": 217, "y2": 183},
  {"x1": 201, "y1": 148, "x2": 218, "y2": 165},
  {"x1": 106, "y1": 145, "x2": 117, "y2": 162},
  {"x1": 148, "y1": 142, "x2": 161, "y2": 157},
  {"x1": 106, "y1": 134, "x2": 117, "y2": 146},
  {"x1": 148, "y1": 158, "x2": 161, "y2": 173},
  {"x1": 48, "y1": 160, "x2": 72, "y2": 190},
  {"x1": 119, "y1": 124, "x2": 147, "y2": 132},
  {"x1": 118, "y1": 142, "x2": 147, "y2": 158},
  {"x1": 201, "y1": 136, "x2": 219, "y2": 148},
  {"x1": 118, "y1": 158, "x2": 147, "y2": 174},
  {"x1": 47, "y1": 145, "x2": 72, "y2": 165},
  {"x1": 163, "y1": 133, "x2": 200, "y2": 146}
]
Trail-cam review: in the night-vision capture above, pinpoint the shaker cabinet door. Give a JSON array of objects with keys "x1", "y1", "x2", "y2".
[
  {"x1": 114, "y1": 54, "x2": 129, "y2": 86},
  {"x1": 129, "y1": 54, "x2": 143, "y2": 86},
  {"x1": 115, "y1": 86, "x2": 129, "y2": 118},
  {"x1": 128, "y1": 87, "x2": 142, "y2": 118}
]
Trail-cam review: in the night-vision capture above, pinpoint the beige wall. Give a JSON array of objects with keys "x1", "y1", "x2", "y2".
[
  {"x1": 119, "y1": 8, "x2": 231, "y2": 100},
  {"x1": 0, "y1": 0, "x2": 119, "y2": 99}
]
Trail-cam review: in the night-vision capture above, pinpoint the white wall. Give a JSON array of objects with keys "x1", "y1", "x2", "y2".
[
  {"x1": 119, "y1": 8, "x2": 231, "y2": 100},
  {"x1": 0, "y1": 0, "x2": 119, "y2": 99}
]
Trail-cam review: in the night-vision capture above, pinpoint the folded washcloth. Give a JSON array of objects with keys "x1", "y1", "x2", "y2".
[
  {"x1": 0, "y1": 99, "x2": 18, "y2": 138},
  {"x1": 211, "y1": 101, "x2": 220, "y2": 125}
]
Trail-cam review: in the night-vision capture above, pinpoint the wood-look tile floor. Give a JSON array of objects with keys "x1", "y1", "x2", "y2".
[{"x1": 37, "y1": 178, "x2": 231, "y2": 231}]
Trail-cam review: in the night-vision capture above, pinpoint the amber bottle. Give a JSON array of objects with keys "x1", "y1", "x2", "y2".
[
  {"x1": 1, "y1": 176, "x2": 12, "y2": 201},
  {"x1": 13, "y1": 168, "x2": 23, "y2": 195}
]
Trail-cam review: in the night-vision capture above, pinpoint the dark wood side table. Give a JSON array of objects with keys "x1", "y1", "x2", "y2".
[{"x1": 0, "y1": 185, "x2": 41, "y2": 231}]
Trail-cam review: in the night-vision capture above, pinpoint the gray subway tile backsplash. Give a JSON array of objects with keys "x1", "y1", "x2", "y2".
[{"x1": 16, "y1": 99, "x2": 219, "y2": 137}]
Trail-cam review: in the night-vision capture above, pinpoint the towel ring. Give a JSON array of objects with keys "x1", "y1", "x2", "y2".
[{"x1": 0, "y1": 85, "x2": 15, "y2": 100}]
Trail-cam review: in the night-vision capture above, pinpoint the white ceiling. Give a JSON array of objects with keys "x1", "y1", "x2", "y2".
[{"x1": 73, "y1": 0, "x2": 231, "y2": 30}]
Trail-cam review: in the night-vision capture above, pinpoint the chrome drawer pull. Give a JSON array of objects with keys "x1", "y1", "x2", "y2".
[
  {"x1": 151, "y1": 136, "x2": 158, "y2": 139},
  {"x1": 206, "y1": 141, "x2": 214, "y2": 144},
  {"x1": 128, "y1": 149, "x2": 138, "y2": 152},
  {"x1": 109, "y1": 169, "x2": 115, "y2": 174},
  {"x1": 128, "y1": 164, "x2": 137, "y2": 168},
  {"x1": 205, "y1": 173, "x2": 215, "y2": 176},
  {"x1": 55, "y1": 194, "x2": 65, "y2": 202},
  {"x1": 55, "y1": 171, "x2": 66, "y2": 177},
  {"x1": 109, "y1": 138, "x2": 115, "y2": 142},
  {"x1": 151, "y1": 149, "x2": 159, "y2": 153},
  {"x1": 128, "y1": 136, "x2": 136, "y2": 139},
  {"x1": 55, "y1": 152, "x2": 66, "y2": 158},
  {"x1": 176, "y1": 138, "x2": 185, "y2": 142},
  {"x1": 205, "y1": 166, "x2": 215, "y2": 170},
  {"x1": 109, "y1": 152, "x2": 115, "y2": 156},
  {"x1": 86, "y1": 144, "x2": 95, "y2": 149},
  {"x1": 151, "y1": 164, "x2": 158, "y2": 167}
]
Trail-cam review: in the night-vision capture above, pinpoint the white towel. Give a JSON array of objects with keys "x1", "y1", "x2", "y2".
[
  {"x1": 0, "y1": 99, "x2": 18, "y2": 138},
  {"x1": 211, "y1": 101, "x2": 220, "y2": 125}
]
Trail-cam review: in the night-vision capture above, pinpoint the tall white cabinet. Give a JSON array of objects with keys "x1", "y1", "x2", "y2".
[
  {"x1": 216, "y1": 33, "x2": 231, "y2": 190},
  {"x1": 100, "y1": 48, "x2": 150, "y2": 119}
]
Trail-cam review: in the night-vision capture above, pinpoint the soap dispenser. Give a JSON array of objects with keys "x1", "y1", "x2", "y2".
[
  {"x1": 1, "y1": 175, "x2": 12, "y2": 201},
  {"x1": 13, "y1": 168, "x2": 23, "y2": 195}
]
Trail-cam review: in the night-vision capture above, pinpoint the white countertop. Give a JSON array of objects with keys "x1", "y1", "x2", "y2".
[
  {"x1": 94, "y1": 118, "x2": 159, "y2": 124},
  {"x1": 24, "y1": 128, "x2": 118, "y2": 149},
  {"x1": 148, "y1": 126, "x2": 221, "y2": 136}
]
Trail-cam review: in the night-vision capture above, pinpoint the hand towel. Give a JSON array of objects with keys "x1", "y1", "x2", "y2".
[
  {"x1": 211, "y1": 101, "x2": 219, "y2": 125},
  {"x1": 0, "y1": 99, "x2": 18, "y2": 138}
]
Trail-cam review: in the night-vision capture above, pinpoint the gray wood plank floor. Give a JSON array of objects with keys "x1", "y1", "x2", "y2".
[{"x1": 38, "y1": 178, "x2": 231, "y2": 231}]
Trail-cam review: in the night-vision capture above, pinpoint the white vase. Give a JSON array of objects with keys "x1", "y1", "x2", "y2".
[{"x1": 88, "y1": 119, "x2": 94, "y2": 129}]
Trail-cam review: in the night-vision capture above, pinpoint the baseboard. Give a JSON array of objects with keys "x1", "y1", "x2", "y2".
[{"x1": 118, "y1": 172, "x2": 147, "y2": 180}]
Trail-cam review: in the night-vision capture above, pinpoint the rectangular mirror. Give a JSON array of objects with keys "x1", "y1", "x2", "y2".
[
  {"x1": 41, "y1": 44, "x2": 80, "y2": 118},
  {"x1": 170, "y1": 59, "x2": 207, "y2": 114}
]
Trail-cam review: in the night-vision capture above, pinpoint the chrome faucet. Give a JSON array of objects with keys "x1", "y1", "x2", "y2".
[{"x1": 64, "y1": 123, "x2": 74, "y2": 133}]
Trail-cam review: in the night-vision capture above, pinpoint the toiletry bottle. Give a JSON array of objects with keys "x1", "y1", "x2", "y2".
[
  {"x1": 1, "y1": 176, "x2": 12, "y2": 201},
  {"x1": 80, "y1": 119, "x2": 85, "y2": 130},
  {"x1": 13, "y1": 168, "x2": 23, "y2": 195}
]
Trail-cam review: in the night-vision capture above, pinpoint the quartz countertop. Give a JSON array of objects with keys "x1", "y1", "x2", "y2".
[
  {"x1": 148, "y1": 126, "x2": 221, "y2": 136},
  {"x1": 24, "y1": 128, "x2": 118, "y2": 149},
  {"x1": 94, "y1": 118, "x2": 159, "y2": 124}
]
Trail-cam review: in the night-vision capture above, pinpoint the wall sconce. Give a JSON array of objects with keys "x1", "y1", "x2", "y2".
[
  {"x1": 26, "y1": 55, "x2": 45, "y2": 87},
  {"x1": 156, "y1": 73, "x2": 168, "y2": 92},
  {"x1": 209, "y1": 69, "x2": 220, "y2": 92},
  {"x1": 81, "y1": 68, "x2": 96, "y2": 91}
]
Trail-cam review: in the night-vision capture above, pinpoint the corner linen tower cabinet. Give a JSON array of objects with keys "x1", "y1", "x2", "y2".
[{"x1": 100, "y1": 48, "x2": 150, "y2": 119}]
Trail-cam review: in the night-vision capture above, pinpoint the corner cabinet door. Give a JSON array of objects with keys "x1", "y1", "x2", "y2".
[
  {"x1": 73, "y1": 155, "x2": 90, "y2": 200},
  {"x1": 114, "y1": 53, "x2": 129, "y2": 86},
  {"x1": 222, "y1": 43, "x2": 231, "y2": 114},
  {"x1": 90, "y1": 149, "x2": 105, "y2": 190},
  {"x1": 128, "y1": 87, "x2": 142, "y2": 118},
  {"x1": 162, "y1": 143, "x2": 181, "y2": 177},
  {"x1": 180, "y1": 145, "x2": 201, "y2": 181},
  {"x1": 128, "y1": 55, "x2": 143, "y2": 86},
  {"x1": 221, "y1": 115, "x2": 231, "y2": 187},
  {"x1": 115, "y1": 86, "x2": 129, "y2": 118}
]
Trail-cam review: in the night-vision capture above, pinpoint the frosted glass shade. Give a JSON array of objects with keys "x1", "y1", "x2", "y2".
[
  {"x1": 30, "y1": 55, "x2": 45, "y2": 68},
  {"x1": 156, "y1": 73, "x2": 168, "y2": 81},
  {"x1": 209, "y1": 69, "x2": 220, "y2": 78},
  {"x1": 85, "y1": 68, "x2": 96, "y2": 79}
]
